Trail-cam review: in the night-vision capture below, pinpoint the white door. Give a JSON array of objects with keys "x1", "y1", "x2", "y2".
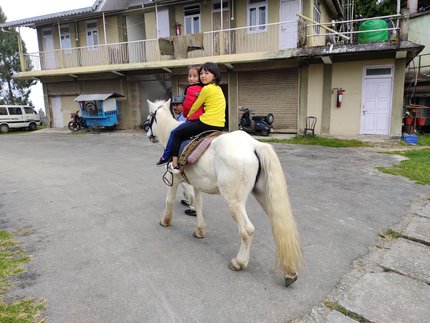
[
  {"x1": 42, "y1": 28, "x2": 56, "y2": 69},
  {"x1": 280, "y1": 0, "x2": 299, "y2": 49},
  {"x1": 361, "y1": 67, "x2": 393, "y2": 134},
  {"x1": 51, "y1": 96, "x2": 64, "y2": 128},
  {"x1": 157, "y1": 9, "x2": 170, "y2": 38}
]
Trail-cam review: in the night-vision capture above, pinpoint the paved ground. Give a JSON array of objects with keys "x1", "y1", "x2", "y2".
[{"x1": 0, "y1": 129, "x2": 429, "y2": 322}]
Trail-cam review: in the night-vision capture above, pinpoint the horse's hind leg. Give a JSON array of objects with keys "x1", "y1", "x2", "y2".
[
  {"x1": 226, "y1": 201, "x2": 255, "y2": 271},
  {"x1": 160, "y1": 175, "x2": 180, "y2": 227},
  {"x1": 192, "y1": 189, "x2": 205, "y2": 238}
]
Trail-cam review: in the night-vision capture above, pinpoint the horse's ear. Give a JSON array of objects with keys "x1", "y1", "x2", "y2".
[
  {"x1": 147, "y1": 100, "x2": 154, "y2": 111},
  {"x1": 165, "y1": 99, "x2": 171, "y2": 107}
]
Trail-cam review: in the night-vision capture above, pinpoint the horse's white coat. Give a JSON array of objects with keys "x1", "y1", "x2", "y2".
[{"x1": 146, "y1": 99, "x2": 303, "y2": 285}]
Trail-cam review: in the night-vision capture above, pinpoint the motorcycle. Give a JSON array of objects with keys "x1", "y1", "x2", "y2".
[
  {"x1": 238, "y1": 107, "x2": 274, "y2": 136},
  {"x1": 68, "y1": 111, "x2": 101, "y2": 134},
  {"x1": 68, "y1": 111, "x2": 86, "y2": 131}
]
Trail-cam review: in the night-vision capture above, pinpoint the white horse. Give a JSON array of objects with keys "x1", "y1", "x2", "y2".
[{"x1": 146, "y1": 99, "x2": 303, "y2": 286}]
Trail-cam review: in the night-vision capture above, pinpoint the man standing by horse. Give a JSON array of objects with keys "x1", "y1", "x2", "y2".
[{"x1": 171, "y1": 96, "x2": 197, "y2": 216}]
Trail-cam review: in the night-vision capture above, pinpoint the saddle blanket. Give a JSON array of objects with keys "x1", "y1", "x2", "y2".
[{"x1": 178, "y1": 131, "x2": 222, "y2": 166}]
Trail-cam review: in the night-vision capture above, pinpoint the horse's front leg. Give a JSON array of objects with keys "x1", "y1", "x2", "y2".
[
  {"x1": 192, "y1": 189, "x2": 205, "y2": 238},
  {"x1": 160, "y1": 175, "x2": 180, "y2": 227}
]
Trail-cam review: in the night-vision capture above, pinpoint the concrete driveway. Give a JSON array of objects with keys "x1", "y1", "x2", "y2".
[{"x1": 0, "y1": 131, "x2": 427, "y2": 322}]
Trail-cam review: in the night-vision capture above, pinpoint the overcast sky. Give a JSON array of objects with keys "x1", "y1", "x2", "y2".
[{"x1": 0, "y1": 0, "x2": 95, "y2": 111}]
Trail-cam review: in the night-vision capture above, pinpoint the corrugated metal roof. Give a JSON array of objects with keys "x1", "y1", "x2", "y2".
[
  {"x1": 0, "y1": 0, "x2": 104, "y2": 28},
  {"x1": 0, "y1": 7, "x2": 93, "y2": 28},
  {"x1": 74, "y1": 93, "x2": 124, "y2": 102}
]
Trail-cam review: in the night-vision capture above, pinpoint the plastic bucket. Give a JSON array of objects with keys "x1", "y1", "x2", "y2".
[
  {"x1": 405, "y1": 117, "x2": 413, "y2": 125},
  {"x1": 402, "y1": 133, "x2": 418, "y2": 145}
]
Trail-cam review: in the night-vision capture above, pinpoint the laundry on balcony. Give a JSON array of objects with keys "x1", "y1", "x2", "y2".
[{"x1": 158, "y1": 33, "x2": 204, "y2": 59}]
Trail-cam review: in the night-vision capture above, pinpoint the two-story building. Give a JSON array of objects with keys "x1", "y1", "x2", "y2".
[{"x1": 1, "y1": 0, "x2": 424, "y2": 136}]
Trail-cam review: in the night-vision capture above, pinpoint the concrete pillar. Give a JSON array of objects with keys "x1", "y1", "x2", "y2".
[
  {"x1": 399, "y1": 8, "x2": 410, "y2": 41},
  {"x1": 227, "y1": 71, "x2": 238, "y2": 132},
  {"x1": 391, "y1": 58, "x2": 406, "y2": 136},
  {"x1": 298, "y1": 64, "x2": 308, "y2": 132},
  {"x1": 321, "y1": 64, "x2": 332, "y2": 134}
]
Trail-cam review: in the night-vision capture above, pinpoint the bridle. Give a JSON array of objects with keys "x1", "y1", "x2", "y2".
[{"x1": 143, "y1": 105, "x2": 163, "y2": 142}]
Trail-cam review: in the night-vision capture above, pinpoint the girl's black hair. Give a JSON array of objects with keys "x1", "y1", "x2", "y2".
[
  {"x1": 188, "y1": 64, "x2": 201, "y2": 72},
  {"x1": 200, "y1": 62, "x2": 221, "y2": 85}
]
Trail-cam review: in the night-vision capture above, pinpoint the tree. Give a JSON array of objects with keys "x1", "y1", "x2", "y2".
[
  {"x1": 37, "y1": 108, "x2": 46, "y2": 125},
  {"x1": 0, "y1": 6, "x2": 35, "y2": 105},
  {"x1": 355, "y1": 0, "x2": 430, "y2": 19}
]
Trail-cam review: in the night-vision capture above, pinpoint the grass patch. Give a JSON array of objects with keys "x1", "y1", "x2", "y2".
[
  {"x1": 378, "y1": 229, "x2": 403, "y2": 240},
  {"x1": 377, "y1": 148, "x2": 430, "y2": 185},
  {"x1": 261, "y1": 135, "x2": 369, "y2": 148},
  {"x1": 324, "y1": 301, "x2": 370, "y2": 322},
  {"x1": 417, "y1": 133, "x2": 430, "y2": 146},
  {"x1": 0, "y1": 230, "x2": 44, "y2": 322}
]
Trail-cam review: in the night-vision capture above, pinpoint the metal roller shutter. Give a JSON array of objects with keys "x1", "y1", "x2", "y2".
[{"x1": 238, "y1": 68, "x2": 298, "y2": 132}]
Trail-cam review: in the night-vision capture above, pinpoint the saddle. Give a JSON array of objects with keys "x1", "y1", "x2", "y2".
[{"x1": 178, "y1": 131, "x2": 222, "y2": 167}]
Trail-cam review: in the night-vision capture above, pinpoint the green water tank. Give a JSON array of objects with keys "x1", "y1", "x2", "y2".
[{"x1": 358, "y1": 20, "x2": 388, "y2": 43}]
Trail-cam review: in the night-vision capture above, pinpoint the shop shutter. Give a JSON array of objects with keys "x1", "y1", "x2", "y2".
[{"x1": 238, "y1": 68, "x2": 298, "y2": 132}]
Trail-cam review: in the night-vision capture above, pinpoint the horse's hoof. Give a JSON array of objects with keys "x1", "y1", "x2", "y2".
[
  {"x1": 192, "y1": 231, "x2": 204, "y2": 239},
  {"x1": 228, "y1": 259, "x2": 241, "y2": 271},
  {"x1": 285, "y1": 276, "x2": 298, "y2": 287},
  {"x1": 159, "y1": 220, "x2": 170, "y2": 227}
]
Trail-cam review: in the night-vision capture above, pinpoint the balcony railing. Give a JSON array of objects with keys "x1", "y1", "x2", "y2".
[
  {"x1": 21, "y1": 14, "x2": 405, "y2": 73},
  {"x1": 300, "y1": 14, "x2": 402, "y2": 47},
  {"x1": 406, "y1": 53, "x2": 430, "y2": 81},
  {"x1": 22, "y1": 20, "x2": 298, "y2": 72}
]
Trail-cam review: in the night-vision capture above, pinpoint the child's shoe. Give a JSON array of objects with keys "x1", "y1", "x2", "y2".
[
  {"x1": 156, "y1": 157, "x2": 169, "y2": 166},
  {"x1": 168, "y1": 162, "x2": 181, "y2": 174}
]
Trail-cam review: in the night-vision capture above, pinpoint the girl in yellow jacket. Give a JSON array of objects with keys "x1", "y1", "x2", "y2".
[{"x1": 169, "y1": 62, "x2": 226, "y2": 173}]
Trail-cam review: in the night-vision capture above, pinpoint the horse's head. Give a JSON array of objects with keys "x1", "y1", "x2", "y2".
[{"x1": 144, "y1": 99, "x2": 171, "y2": 143}]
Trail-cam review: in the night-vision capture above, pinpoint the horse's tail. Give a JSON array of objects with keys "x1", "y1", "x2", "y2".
[{"x1": 253, "y1": 143, "x2": 303, "y2": 281}]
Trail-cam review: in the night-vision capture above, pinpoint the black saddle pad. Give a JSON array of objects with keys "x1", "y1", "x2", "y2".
[{"x1": 179, "y1": 139, "x2": 192, "y2": 156}]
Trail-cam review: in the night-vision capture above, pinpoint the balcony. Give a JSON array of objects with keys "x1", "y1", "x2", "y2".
[
  {"x1": 22, "y1": 20, "x2": 299, "y2": 72},
  {"x1": 21, "y1": 15, "x2": 404, "y2": 73}
]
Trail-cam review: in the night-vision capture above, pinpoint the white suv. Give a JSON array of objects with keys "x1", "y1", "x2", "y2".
[{"x1": 0, "y1": 105, "x2": 41, "y2": 133}]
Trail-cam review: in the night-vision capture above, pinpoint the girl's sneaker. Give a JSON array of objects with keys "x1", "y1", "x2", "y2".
[
  {"x1": 156, "y1": 157, "x2": 169, "y2": 166},
  {"x1": 168, "y1": 162, "x2": 181, "y2": 174}
]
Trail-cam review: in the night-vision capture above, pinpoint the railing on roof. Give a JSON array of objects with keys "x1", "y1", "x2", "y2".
[
  {"x1": 299, "y1": 14, "x2": 402, "y2": 46},
  {"x1": 407, "y1": 53, "x2": 430, "y2": 81}
]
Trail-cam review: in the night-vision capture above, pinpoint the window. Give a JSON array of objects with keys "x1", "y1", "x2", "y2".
[
  {"x1": 213, "y1": 0, "x2": 229, "y2": 10},
  {"x1": 86, "y1": 21, "x2": 99, "y2": 48},
  {"x1": 0, "y1": 107, "x2": 7, "y2": 115},
  {"x1": 366, "y1": 67, "x2": 392, "y2": 76},
  {"x1": 24, "y1": 107, "x2": 36, "y2": 114},
  {"x1": 60, "y1": 25, "x2": 72, "y2": 52},
  {"x1": 42, "y1": 29, "x2": 52, "y2": 38},
  {"x1": 8, "y1": 108, "x2": 22, "y2": 115},
  {"x1": 184, "y1": 5, "x2": 201, "y2": 35},
  {"x1": 248, "y1": 0, "x2": 267, "y2": 32},
  {"x1": 313, "y1": 0, "x2": 321, "y2": 34}
]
